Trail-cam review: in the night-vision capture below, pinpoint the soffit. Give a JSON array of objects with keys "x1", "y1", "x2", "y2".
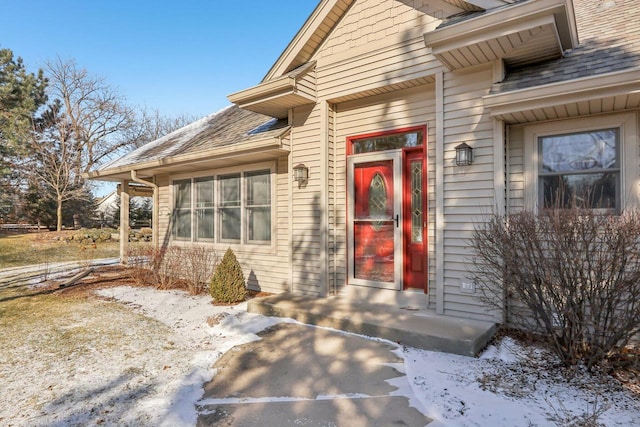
[
  {"x1": 228, "y1": 62, "x2": 317, "y2": 119},
  {"x1": 424, "y1": 0, "x2": 578, "y2": 70},
  {"x1": 483, "y1": 67, "x2": 640, "y2": 124}
]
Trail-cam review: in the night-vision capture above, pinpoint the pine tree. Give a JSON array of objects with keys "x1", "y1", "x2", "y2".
[
  {"x1": 0, "y1": 48, "x2": 48, "y2": 198},
  {"x1": 210, "y1": 248, "x2": 247, "y2": 303}
]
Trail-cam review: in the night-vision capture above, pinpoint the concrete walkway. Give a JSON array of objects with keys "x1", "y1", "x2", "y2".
[
  {"x1": 198, "y1": 322, "x2": 431, "y2": 427},
  {"x1": 249, "y1": 293, "x2": 496, "y2": 357}
]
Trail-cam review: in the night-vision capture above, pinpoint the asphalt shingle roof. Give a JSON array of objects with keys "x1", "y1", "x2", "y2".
[
  {"x1": 99, "y1": 105, "x2": 288, "y2": 171},
  {"x1": 492, "y1": 0, "x2": 640, "y2": 93}
]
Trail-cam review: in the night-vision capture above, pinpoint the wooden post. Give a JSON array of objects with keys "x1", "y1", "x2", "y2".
[{"x1": 120, "y1": 180, "x2": 130, "y2": 264}]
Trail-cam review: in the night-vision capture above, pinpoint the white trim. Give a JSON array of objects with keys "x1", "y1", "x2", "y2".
[
  {"x1": 435, "y1": 71, "x2": 445, "y2": 315},
  {"x1": 523, "y1": 112, "x2": 639, "y2": 212},
  {"x1": 484, "y1": 67, "x2": 640, "y2": 120},
  {"x1": 493, "y1": 119, "x2": 506, "y2": 217},
  {"x1": 320, "y1": 100, "x2": 329, "y2": 297}
]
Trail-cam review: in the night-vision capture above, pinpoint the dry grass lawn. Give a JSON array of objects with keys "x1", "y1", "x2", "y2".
[
  {"x1": 0, "y1": 231, "x2": 120, "y2": 269},
  {"x1": 0, "y1": 271, "x2": 179, "y2": 426}
]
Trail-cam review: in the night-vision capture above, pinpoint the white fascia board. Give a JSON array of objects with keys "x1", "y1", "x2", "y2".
[
  {"x1": 425, "y1": 0, "x2": 576, "y2": 50},
  {"x1": 483, "y1": 67, "x2": 640, "y2": 116}
]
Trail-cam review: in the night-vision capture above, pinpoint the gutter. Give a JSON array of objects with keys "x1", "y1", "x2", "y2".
[{"x1": 130, "y1": 170, "x2": 159, "y2": 249}]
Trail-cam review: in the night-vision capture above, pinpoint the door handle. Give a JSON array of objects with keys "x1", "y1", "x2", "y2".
[{"x1": 395, "y1": 214, "x2": 399, "y2": 228}]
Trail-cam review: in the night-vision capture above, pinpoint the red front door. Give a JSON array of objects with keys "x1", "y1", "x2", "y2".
[
  {"x1": 347, "y1": 147, "x2": 427, "y2": 292},
  {"x1": 402, "y1": 150, "x2": 426, "y2": 290}
]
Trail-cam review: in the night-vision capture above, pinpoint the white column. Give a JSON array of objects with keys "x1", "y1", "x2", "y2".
[{"x1": 120, "y1": 180, "x2": 130, "y2": 264}]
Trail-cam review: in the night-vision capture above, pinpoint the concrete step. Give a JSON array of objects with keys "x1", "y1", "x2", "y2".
[{"x1": 248, "y1": 293, "x2": 496, "y2": 357}]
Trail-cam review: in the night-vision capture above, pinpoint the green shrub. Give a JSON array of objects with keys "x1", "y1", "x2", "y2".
[{"x1": 210, "y1": 248, "x2": 247, "y2": 303}]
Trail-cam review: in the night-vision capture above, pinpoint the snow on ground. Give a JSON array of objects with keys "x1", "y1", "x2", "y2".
[{"x1": 3, "y1": 285, "x2": 638, "y2": 426}]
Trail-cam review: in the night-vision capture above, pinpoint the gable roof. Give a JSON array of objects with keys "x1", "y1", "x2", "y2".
[
  {"x1": 493, "y1": 0, "x2": 640, "y2": 93},
  {"x1": 86, "y1": 106, "x2": 290, "y2": 181},
  {"x1": 262, "y1": 0, "x2": 506, "y2": 82},
  {"x1": 484, "y1": 0, "x2": 640, "y2": 124}
]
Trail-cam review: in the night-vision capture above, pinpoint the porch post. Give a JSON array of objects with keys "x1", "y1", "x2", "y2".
[{"x1": 119, "y1": 179, "x2": 130, "y2": 264}]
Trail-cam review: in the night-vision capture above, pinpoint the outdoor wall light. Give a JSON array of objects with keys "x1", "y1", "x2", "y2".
[
  {"x1": 293, "y1": 163, "x2": 309, "y2": 187},
  {"x1": 455, "y1": 142, "x2": 473, "y2": 166}
]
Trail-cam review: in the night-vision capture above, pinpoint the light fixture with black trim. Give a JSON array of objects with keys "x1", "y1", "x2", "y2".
[{"x1": 455, "y1": 142, "x2": 473, "y2": 166}]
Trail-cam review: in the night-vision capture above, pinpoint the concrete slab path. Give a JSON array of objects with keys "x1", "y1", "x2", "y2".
[
  {"x1": 249, "y1": 293, "x2": 496, "y2": 357},
  {"x1": 197, "y1": 323, "x2": 430, "y2": 427}
]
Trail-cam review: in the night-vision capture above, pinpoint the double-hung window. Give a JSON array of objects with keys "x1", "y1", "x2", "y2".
[
  {"x1": 539, "y1": 129, "x2": 619, "y2": 210},
  {"x1": 172, "y1": 167, "x2": 272, "y2": 244},
  {"x1": 524, "y1": 113, "x2": 638, "y2": 213}
]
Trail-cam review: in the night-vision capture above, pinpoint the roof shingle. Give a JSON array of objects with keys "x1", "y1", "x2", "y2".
[{"x1": 492, "y1": 0, "x2": 640, "y2": 93}]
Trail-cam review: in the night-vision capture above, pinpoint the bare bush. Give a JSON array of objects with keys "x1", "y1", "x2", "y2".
[
  {"x1": 125, "y1": 245, "x2": 218, "y2": 293},
  {"x1": 546, "y1": 396, "x2": 609, "y2": 427},
  {"x1": 472, "y1": 208, "x2": 640, "y2": 369},
  {"x1": 153, "y1": 246, "x2": 183, "y2": 290},
  {"x1": 126, "y1": 245, "x2": 155, "y2": 287},
  {"x1": 182, "y1": 246, "x2": 218, "y2": 295},
  {"x1": 125, "y1": 245, "x2": 182, "y2": 290}
]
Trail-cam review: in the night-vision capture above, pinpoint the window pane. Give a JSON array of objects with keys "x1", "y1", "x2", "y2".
[
  {"x1": 246, "y1": 170, "x2": 271, "y2": 242},
  {"x1": 246, "y1": 170, "x2": 270, "y2": 205},
  {"x1": 411, "y1": 160, "x2": 423, "y2": 243},
  {"x1": 248, "y1": 207, "x2": 271, "y2": 241},
  {"x1": 220, "y1": 208, "x2": 241, "y2": 240},
  {"x1": 220, "y1": 174, "x2": 240, "y2": 207},
  {"x1": 219, "y1": 174, "x2": 241, "y2": 241},
  {"x1": 539, "y1": 129, "x2": 619, "y2": 210},
  {"x1": 195, "y1": 177, "x2": 214, "y2": 208},
  {"x1": 173, "y1": 179, "x2": 191, "y2": 239},
  {"x1": 352, "y1": 130, "x2": 423, "y2": 154},
  {"x1": 173, "y1": 207, "x2": 191, "y2": 239},
  {"x1": 540, "y1": 129, "x2": 618, "y2": 173},
  {"x1": 196, "y1": 208, "x2": 214, "y2": 240},
  {"x1": 541, "y1": 173, "x2": 618, "y2": 209},
  {"x1": 174, "y1": 179, "x2": 191, "y2": 208}
]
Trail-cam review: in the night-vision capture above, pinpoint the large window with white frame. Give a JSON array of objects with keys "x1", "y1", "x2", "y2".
[
  {"x1": 538, "y1": 128, "x2": 620, "y2": 210},
  {"x1": 523, "y1": 113, "x2": 639, "y2": 213},
  {"x1": 172, "y1": 167, "x2": 272, "y2": 244}
]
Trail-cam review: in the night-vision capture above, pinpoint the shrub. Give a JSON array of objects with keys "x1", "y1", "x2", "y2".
[
  {"x1": 210, "y1": 248, "x2": 247, "y2": 303},
  {"x1": 471, "y1": 208, "x2": 640, "y2": 370},
  {"x1": 183, "y1": 246, "x2": 218, "y2": 295},
  {"x1": 126, "y1": 245, "x2": 182, "y2": 290}
]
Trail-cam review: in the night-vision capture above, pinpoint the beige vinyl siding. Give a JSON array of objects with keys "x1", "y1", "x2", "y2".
[
  {"x1": 314, "y1": 0, "x2": 448, "y2": 103},
  {"x1": 316, "y1": 0, "x2": 458, "y2": 65},
  {"x1": 296, "y1": 70, "x2": 317, "y2": 101},
  {"x1": 441, "y1": 64, "x2": 496, "y2": 321},
  {"x1": 507, "y1": 125, "x2": 525, "y2": 213},
  {"x1": 157, "y1": 174, "x2": 171, "y2": 245},
  {"x1": 333, "y1": 86, "x2": 437, "y2": 304},
  {"x1": 155, "y1": 158, "x2": 290, "y2": 295},
  {"x1": 291, "y1": 103, "x2": 325, "y2": 295}
]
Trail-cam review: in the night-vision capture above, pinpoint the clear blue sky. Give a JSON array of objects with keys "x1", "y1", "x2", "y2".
[{"x1": 0, "y1": 0, "x2": 318, "y2": 119}]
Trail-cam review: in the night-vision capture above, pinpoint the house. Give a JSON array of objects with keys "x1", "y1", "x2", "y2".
[{"x1": 86, "y1": 0, "x2": 640, "y2": 324}]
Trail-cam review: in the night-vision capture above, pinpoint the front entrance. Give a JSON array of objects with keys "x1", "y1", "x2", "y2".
[{"x1": 346, "y1": 128, "x2": 427, "y2": 292}]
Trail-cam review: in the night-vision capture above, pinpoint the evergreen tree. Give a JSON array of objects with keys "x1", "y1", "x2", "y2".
[
  {"x1": 0, "y1": 49, "x2": 48, "y2": 190},
  {"x1": 210, "y1": 248, "x2": 247, "y2": 303}
]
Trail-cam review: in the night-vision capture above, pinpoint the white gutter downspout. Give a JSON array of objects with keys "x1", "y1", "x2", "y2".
[{"x1": 130, "y1": 170, "x2": 159, "y2": 249}]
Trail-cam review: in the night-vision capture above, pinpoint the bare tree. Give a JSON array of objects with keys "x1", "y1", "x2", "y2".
[
  {"x1": 28, "y1": 101, "x2": 88, "y2": 231},
  {"x1": 127, "y1": 107, "x2": 197, "y2": 148},
  {"x1": 45, "y1": 57, "x2": 137, "y2": 186}
]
